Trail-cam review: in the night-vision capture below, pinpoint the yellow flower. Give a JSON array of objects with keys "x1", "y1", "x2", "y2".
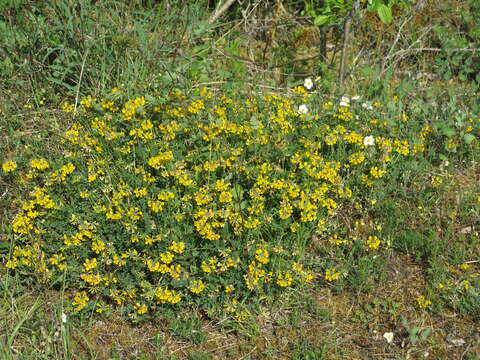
[
  {"x1": 201, "y1": 261, "x2": 212, "y2": 273},
  {"x1": 214, "y1": 179, "x2": 230, "y2": 192},
  {"x1": 72, "y1": 291, "x2": 89, "y2": 311},
  {"x1": 255, "y1": 248, "x2": 269, "y2": 265},
  {"x1": 148, "y1": 151, "x2": 174, "y2": 169},
  {"x1": 324, "y1": 133, "x2": 337, "y2": 146},
  {"x1": 160, "y1": 251, "x2": 174, "y2": 264},
  {"x1": 155, "y1": 287, "x2": 181, "y2": 304},
  {"x1": 276, "y1": 272, "x2": 293, "y2": 287},
  {"x1": 133, "y1": 187, "x2": 147, "y2": 198},
  {"x1": 169, "y1": 241, "x2": 185, "y2": 254},
  {"x1": 366, "y1": 235, "x2": 381, "y2": 249},
  {"x1": 91, "y1": 239, "x2": 105, "y2": 254},
  {"x1": 79, "y1": 191, "x2": 89, "y2": 199},
  {"x1": 83, "y1": 258, "x2": 97, "y2": 272},
  {"x1": 62, "y1": 102, "x2": 74, "y2": 113},
  {"x1": 169, "y1": 264, "x2": 182, "y2": 279},
  {"x1": 370, "y1": 167, "x2": 385, "y2": 179},
  {"x1": 325, "y1": 268, "x2": 340, "y2": 281},
  {"x1": 219, "y1": 191, "x2": 233, "y2": 203},
  {"x1": 431, "y1": 176, "x2": 442, "y2": 187},
  {"x1": 349, "y1": 152, "x2": 365, "y2": 165},
  {"x1": 278, "y1": 202, "x2": 293, "y2": 219},
  {"x1": 30, "y1": 158, "x2": 49, "y2": 170},
  {"x1": 302, "y1": 270, "x2": 314, "y2": 283},
  {"x1": 148, "y1": 200, "x2": 164, "y2": 213},
  {"x1": 461, "y1": 280, "x2": 471, "y2": 290},
  {"x1": 134, "y1": 303, "x2": 148, "y2": 314},
  {"x1": 2, "y1": 160, "x2": 17, "y2": 173},
  {"x1": 417, "y1": 295, "x2": 431, "y2": 309},
  {"x1": 127, "y1": 207, "x2": 142, "y2": 221},
  {"x1": 190, "y1": 280, "x2": 206, "y2": 294}
]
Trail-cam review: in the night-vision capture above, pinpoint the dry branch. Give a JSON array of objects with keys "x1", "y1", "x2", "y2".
[{"x1": 208, "y1": 0, "x2": 237, "y2": 24}]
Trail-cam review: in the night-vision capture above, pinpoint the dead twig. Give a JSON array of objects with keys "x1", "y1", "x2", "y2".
[
  {"x1": 208, "y1": 0, "x2": 237, "y2": 24},
  {"x1": 339, "y1": 1, "x2": 361, "y2": 89},
  {"x1": 381, "y1": 0, "x2": 428, "y2": 73},
  {"x1": 73, "y1": 48, "x2": 89, "y2": 114}
]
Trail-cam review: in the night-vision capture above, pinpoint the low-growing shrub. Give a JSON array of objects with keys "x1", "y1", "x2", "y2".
[{"x1": 2, "y1": 82, "x2": 479, "y2": 320}]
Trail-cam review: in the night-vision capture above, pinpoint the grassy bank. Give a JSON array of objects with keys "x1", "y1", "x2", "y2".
[{"x1": 1, "y1": 1, "x2": 479, "y2": 359}]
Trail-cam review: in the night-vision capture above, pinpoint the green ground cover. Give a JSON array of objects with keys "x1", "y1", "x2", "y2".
[{"x1": 1, "y1": 1, "x2": 479, "y2": 359}]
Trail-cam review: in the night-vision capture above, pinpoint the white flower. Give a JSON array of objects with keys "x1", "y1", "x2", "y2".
[
  {"x1": 298, "y1": 104, "x2": 308, "y2": 114},
  {"x1": 339, "y1": 96, "x2": 350, "y2": 107},
  {"x1": 362, "y1": 102, "x2": 373, "y2": 110},
  {"x1": 383, "y1": 332, "x2": 394, "y2": 343},
  {"x1": 363, "y1": 135, "x2": 375, "y2": 146},
  {"x1": 351, "y1": 95, "x2": 361, "y2": 101},
  {"x1": 61, "y1": 313, "x2": 67, "y2": 323},
  {"x1": 303, "y1": 78, "x2": 314, "y2": 90}
]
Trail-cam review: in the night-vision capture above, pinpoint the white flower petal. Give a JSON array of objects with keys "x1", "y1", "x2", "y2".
[
  {"x1": 298, "y1": 104, "x2": 308, "y2": 114},
  {"x1": 303, "y1": 78, "x2": 314, "y2": 90},
  {"x1": 383, "y1": 332, "x2": 394, "y2": 343},
  {"x1": 363, "y1": 136, "x2": 375, "y2": 146}
]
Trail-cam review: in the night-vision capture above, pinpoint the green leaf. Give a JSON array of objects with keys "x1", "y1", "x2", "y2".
[
  {"x1": 441, "y1": 126, "x2": 456, "y2": 137},
  {"x1": 421, "y1": 328, "x2": 432, "y2": 339},
  {"x1": 463, "y1": 133, "x2": 476, "y2": 144},
  {"x1": 314, "y1": 15, "x2": 332, "y2": 26},
  {"x1": 377, "y1": 4, "x2": 393, "y2": 24},
  {"x1": 368, "y1": 0, "x2": 380, "y2": 12},
  {"x1": 46, "y1": 77, "x2": 76, "y2": 92}
]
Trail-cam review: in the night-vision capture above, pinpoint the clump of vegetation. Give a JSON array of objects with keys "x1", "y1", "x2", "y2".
[
  {"x1": 1, "y1": 0, "x2": 479, "y2": 358},
  {"x1": 3, "y1": 78, "x2": 478, "y2": 321}
]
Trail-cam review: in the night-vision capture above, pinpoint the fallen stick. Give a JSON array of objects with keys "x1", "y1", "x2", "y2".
[{"x1": 208, "y1": 0, "x2": 237, "y2": 24}]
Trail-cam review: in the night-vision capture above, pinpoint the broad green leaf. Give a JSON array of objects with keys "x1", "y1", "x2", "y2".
[
  {"x1": 463, "y1": 133, "x2": 476, "y2": 144},
  {"x1": 314, "y1": 15, "x2": 332, "y2": 26},
  {"x1": 377, "y1": 4, "x2": 393, "y2": 24},
  {"x1": 441, "y1": 127, "x2": 456, "y2": 137}
]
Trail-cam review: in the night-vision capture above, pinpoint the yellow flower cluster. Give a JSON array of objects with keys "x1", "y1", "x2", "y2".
[
  {"x1": 72, "y1": 291, "x2": 90, "y2": 311},
  {"x1": 6, "y1": 85, "x2": 448, "y2": 318},
  {"x1": 276, "y1": 272, "x2": 293, "y2": 287},
  {"x1": 155, "y1": 287, "x2": 181, "y2": 304},
  {"x1": 148, "y1": 151, "x2": 174, "y2": 169},
  {"x1": 49, "y1": 162, "x2": 75, "y2": 183},
  {"x1": 366, "y1": 235, "x2": 381, "y2": 249},
  {"x1": 417, "y1": 295, "x2": 431, "y2": 309},
  {"x1": 430, "y1": 176, "x2": 443, "y2": 187},
  {"x1": 325, "y1": 268, "x2": 340, "y2": 281},
  {"x1": 11, "y1": 187, "x2": 55, "y2": 235},
  {"x1": 370, "y1": 167, "x2": 385, "y2": 179},
  {"x1": 169, "y1": 241, "x2": 185, "y2": 254},
  {"x1": 121, "y1": 96, "x2": 145, "y2": 121},
  {"x1": 190, "y1": 280, "x2": 206, "y2": 294},
  {"x1": 187, "y1": 99, "x2": 205, "y2": 114},
  {"x1": 2, "y1": 160, "x2": 17, "y2": 173},
  {"x1": 31, "y1": 158, "x2": 49, "y2": 170}
]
